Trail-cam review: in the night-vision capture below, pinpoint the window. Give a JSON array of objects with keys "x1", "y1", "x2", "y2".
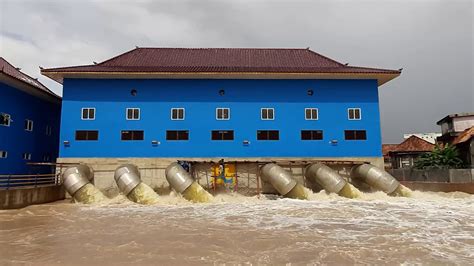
[
  {"x1": 257, "y1": 130, "x2": 279, "y2": 140},
  {"x1": 43, "y1": 154, "x2": 51, "y2": 162},
  {"x1": 22, "y1": 153, "x2": 31, "y2": 160},
  {"x1": 171, "y1": 108, "x2": 185, "y2": 120},
  {"x1": 261, "y1": 108, "x2": 274, "y2": 120},
  {"x1": 25, "y1": 119, "x2": 33, "y2": 131},
  {"x1": 81, "y1": 108, "x2": 95, "y2": 120},
  {"x1": 301, "y1": 130, "x2": 323, "y2": 140},
  {"x1": 126, "y1": 108, "x2": 140, "y2": 120},
  {"x1": 75, "y1": 130, "x2": 99, "y2": 141},
  {"x1": 0, "y1": 113, "x2": 11, "y2": 126},
  {"x1": 216, "y1": 108, "x2": 230, "y2": 120},
  {"x1": 211, "y1": 130, "x2": 234, "y2": 140},
  {"x1": 305, "y1": 108, "x2": 318, "y2": 120},
  {"x1": 45, "y1": 125, "x2": 52, "y2": 136},
  {"x1": 348, "y1": 108, "x2": 361, "y2": 120},
  {"x1": 0, "y1": 151, "x2": 7, "y2": 158},
  {"x1": 121, "y1": 130, "x2": 144, "y2": 141},
  {"x1": 344, "y1": 130, "x2": 367, "y2": 140},
  {"x1": 166, "y1": 130, "x2": 189, "y2": 141}
]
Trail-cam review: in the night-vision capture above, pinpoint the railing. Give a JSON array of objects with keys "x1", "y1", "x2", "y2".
[{"x1": 0, "y1": 173, "x2": 61, "y2": 190}]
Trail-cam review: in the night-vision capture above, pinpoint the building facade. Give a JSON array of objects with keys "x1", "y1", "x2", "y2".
[
  {"x1": 437, "y1": 113, "x2": 474, "y2": 144},
  {"x1": 41, "y1": 48, "x2": 400, "y2": 193},
  {"x1": 0, "y1": 58, "x2": 61, "y2": 175}
]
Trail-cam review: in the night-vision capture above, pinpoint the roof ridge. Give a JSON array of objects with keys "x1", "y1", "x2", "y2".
[
  {"x1": 305, "y1": 49, "x2": 344, "y2": 66},
  {"x1": 135, "y1": 47, "x2": 311, "y2": 50},
  {"x1": 98, "y1": 47, "x2": 140, "y2": 66}
]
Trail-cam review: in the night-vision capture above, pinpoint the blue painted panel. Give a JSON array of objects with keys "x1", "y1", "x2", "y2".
[
  {"x1": 60, "y1": 79, "x2": 381, "y2": 158},
  {"x1": 0, "y1": 83, "x2": 61, "y2": 174}
]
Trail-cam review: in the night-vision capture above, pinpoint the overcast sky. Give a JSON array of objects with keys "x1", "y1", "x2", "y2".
[{"x1": 1, "y1": 0, "x2": 472, "y2": 143}]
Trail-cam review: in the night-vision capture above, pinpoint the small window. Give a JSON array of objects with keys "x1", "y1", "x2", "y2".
[
  {"x1": 348, "y1": 108, "x2": 361, "y2": 120},
  {"x1": 166, "y1": 130, "x2": 189, "y2": 141},
  {"x1": 45, "y1": 125, "x2": 52, "y2": 136},
  {"x1": 0, "y1": 151, "x2": 7, "y2": 158},
  {"x1": 22, "y1": 153, "x2": 31, "y2": 160},
  {"x1": 43, "y1": 154, "x2": 51, "y2": 162},
  {"x1": 216, "y1": 108, "x2": 230, "y2": 120},
  {"x1": 301, "y1": 130, "x2": 323, "y2": 140},
  {"x1": 81, "y1": 108, "x2": 96, "y2": 120},
  {"x1": 126, "y1": 108, "x2": 140, "y2": 120},
  {"x1": 211, "y1": 130, "x2": 234, "y2": 140},
  {"x1": 0, "y1": 113, "x2": 11, "y2": 126},
  {"x1": 75, "y1": 130, "x2": 99, "y2": 141},
  {"x1": 121, "y1": 130, "x2": 144, "y2": 141},
  {"x1": 305, "y1": 108, "x2": 318, "y2": 120},
  {"x1": 257, "y1": 130, "x2": 279, "y2": 140},
  {"x1": 344, "y1": 130, "x2": 367, "y2": 140},
  {"x1": 261, "y1": 108, "x2": 274, "y2": 120},
  {"x1": 171, "y1": 108, "x2": 185, "y2": 120},
  {"x1": 25, "y1": 119, "x2": 33, "y2": 131}
]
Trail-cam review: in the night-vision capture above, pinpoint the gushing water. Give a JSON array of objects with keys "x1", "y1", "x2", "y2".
[
  {"x1": 390, "y1": 184, "x2": 413, "y2": 197},
  {"x1": 338, "y1": 183, "x2": 363, "y2": 199},
  {"x1": 127, "y1": 183, "x2": 160, "y2": 205},
  {"x1": 73, "y1": 183, "x2": 107, "y2": 204},
  {"x1": 182, "y1": 182, "x2": 214, "y2": 203},
  {"x1": 284, "y1": 183, "x2": 309, "y2": 200}
]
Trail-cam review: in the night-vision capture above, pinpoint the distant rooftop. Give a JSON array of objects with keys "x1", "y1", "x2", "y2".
[
  {"x1": 0, "y1": 57, "x2": 60, "y2": 99},
  {"x1": 437, "y1": 113, "x2": 474, "y2": 125},
  {"x1": 41, "y1": 47, "x2": 401, "y2": 85},
  {"x1": 388, "y1": 135, "x2": 436, "y2": 154}
]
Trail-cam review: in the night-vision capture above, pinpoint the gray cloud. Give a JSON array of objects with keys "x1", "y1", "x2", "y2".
[{"x1": 0, "y1": 0, "x2": 472, "y2": 143}]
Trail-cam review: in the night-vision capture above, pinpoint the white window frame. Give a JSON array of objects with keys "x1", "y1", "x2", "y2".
[
  {"x1": 0, "y1": 113, "x2": 11, "y2": 127},
  {"x1": 126, "y1": 108, "x2": 140, "y2": 120},
  {"x1": 43, "y1": 154, "x2": 51, "y2": 162},
  {"x1": 25, "y1": 119, "x2": 33, "y2": 132},
  {"x1": 171, "y1": 108, "x2": 185, "y2": 120},
  {"x1": 0, "y1": 151, "x2": 7, "y2": 158},
  {"x1": 81, "y1": 108, "x2": 96, "y2": 120},
  {"x1": 216, "y1": 108, "x2": 230, "y2": 120},
  {"x1": 261, "y1": 108, "x2": 275, "y2": 120},
  {"x1": 348, "y1": 108, "x2": 362, "y2": 120},
  {"x1": 305, "y1": 108, "x2": 319, "y2": 120},
  {"x1": 22, "y1": 153, "x2": 31, "y2": 160}
]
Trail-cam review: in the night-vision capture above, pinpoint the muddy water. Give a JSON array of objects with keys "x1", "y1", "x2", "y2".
[{"x1": 1, "y1": 191, "x2": 473, "y2": 265}]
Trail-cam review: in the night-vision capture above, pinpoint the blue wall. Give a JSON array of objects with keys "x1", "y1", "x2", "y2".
[
  {"x1": 0, "y1": 83, "x2": 61, "y2": 174},
  {"x1": 60, "y1": 78, "x2": 382, "y2": 158}
]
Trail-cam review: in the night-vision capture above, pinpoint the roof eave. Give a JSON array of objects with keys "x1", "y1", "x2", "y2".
[{"x1": 41, "y1": 71, "x2": 400, "y2": 86}]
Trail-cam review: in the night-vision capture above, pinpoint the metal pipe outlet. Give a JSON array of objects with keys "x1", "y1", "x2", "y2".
[
  {"x1": 350, "y1": 164, "x2": 400, "y2": 194},
  {"x1": 62, "y1": 165, "x2": 94, "y2": 196},
  {"x1": 305, "y1": 163, "x2": 347, "y2": 194},
  {"x1": 165, "y1": 162, "x2": 194, "y2": 194},
  {"x1": 114, "y1": 164, "x2": 142, "y2": 196},
  {"x1": 260, "y1": 163, "x2": 297, "y2": 196}
]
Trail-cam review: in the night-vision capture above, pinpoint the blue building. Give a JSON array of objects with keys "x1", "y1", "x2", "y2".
[
  {"x1": 0, "y1": 58, "x2": 61, "y2": 175},
  {"x1": 41, "y1": 48, "x2": 400, "y2": 169}
]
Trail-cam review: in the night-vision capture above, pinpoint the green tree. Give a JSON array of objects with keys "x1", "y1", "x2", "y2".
[{"x1": 415, "y1": 144, "x2": 464, "y2": 169}]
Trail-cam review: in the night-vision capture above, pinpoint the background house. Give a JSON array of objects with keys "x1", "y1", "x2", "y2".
[
  {"x1": 436, "y1": 113, "x2": 474, "y2": 144},
  {"x1": 452, "y1": 126, "x2": 474, "y2": 168},
  {"x1": 387, "y1": 135, "x2": 435, "y2": 169},
  {"x1": 0, "y1": 58, "x2": 61, "y2": 175}
]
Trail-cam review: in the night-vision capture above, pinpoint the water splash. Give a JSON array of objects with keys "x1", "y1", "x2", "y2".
[
  {"x1": 284, "y1": 183, "x2": 309, "y2": 200},
  {"x1": 127, "y1": 183, "x2": 160, "y2": 205},
  {"x1": 390, "y1": 184, "x2": 413, "y2": 197},
  {"x1": 73, "y1": 183, "x2": 107, "y2": 204},
  {"x1": 182, "y1": 182, "x2": 214, "y2": 203},
  {"x1": 338, "y1": 183, "x2": 363, "y2": 199}
]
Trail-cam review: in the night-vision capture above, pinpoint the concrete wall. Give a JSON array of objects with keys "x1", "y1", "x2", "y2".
[
  {"x1": 390, "y1": 168, "x2": 474, "y2": 183},
  {"x1": 0, "y1": 185, "x2": 65, "y2": 209},
  {"x1": 60, "y1": 78, "x2": 382, "y2": 158},
  {"x1": 58, "y1": 157, "x2": 383, "y2": 196},
  {"x1": 0, "y1": 82, "x2": 61, "y2": 175}
]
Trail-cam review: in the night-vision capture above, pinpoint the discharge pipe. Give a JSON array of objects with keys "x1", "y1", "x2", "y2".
[
  {"x1": 260, "y1": 163, "x2": 298, "y2": 196},
  {"x1": 165, "y1": 162, "x2": 194, "y2": 194},
  {"x1": 305, "y1": 163, "x2": 347, "y2": 194},
  {"x1": 114, "y1": 164, "x2": 141, "y2": 196},
  {"x1": 350, "y1": 164, "x2": 400, "y2": 194},
  {"x1": 62, "y1": 164, "x2": 94, "y2": 197}
]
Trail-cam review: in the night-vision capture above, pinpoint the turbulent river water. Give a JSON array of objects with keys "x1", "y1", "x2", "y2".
[{"x1": 0, "y1": 190, "x2": 473, "y2": 265}]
